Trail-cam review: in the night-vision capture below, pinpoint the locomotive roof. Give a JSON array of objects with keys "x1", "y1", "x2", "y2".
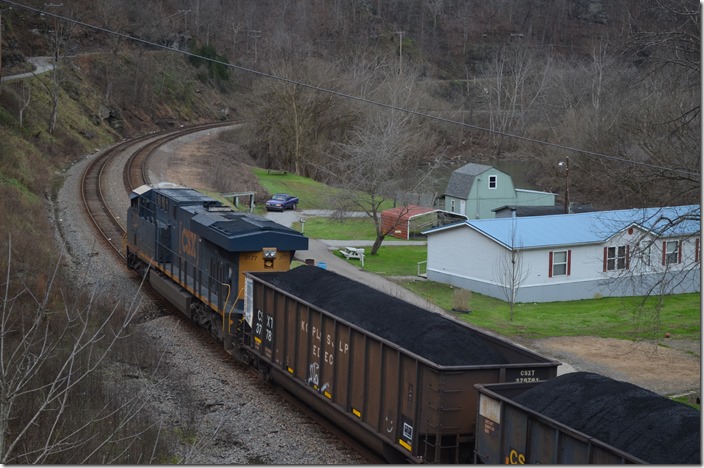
[
  {"x1": 133, "y1": 184, "x2": 308, "y2": 252},
  {"x1": 190, "y1": 210, "x2": 309, "y2": 252}
]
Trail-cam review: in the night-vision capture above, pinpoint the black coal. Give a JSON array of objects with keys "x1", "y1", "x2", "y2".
[
  {"x1": 257, "y1": 266, "x2": 509, "y2": 366},
  {"x1": 513, "y1": 372, "x2": 701, "y2": 464}
]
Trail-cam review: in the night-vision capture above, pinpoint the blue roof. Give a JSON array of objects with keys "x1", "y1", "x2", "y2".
[{"x1": 425, "y1": 205, "x2": 700, "y2": 249}]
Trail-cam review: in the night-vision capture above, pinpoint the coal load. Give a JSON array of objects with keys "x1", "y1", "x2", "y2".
[
  {"x1": 262, "y1": 266, "x2": 508, "y2": 367},
  {"x1": 513, "y1": 372, "x2": 701, "y2": 464}
]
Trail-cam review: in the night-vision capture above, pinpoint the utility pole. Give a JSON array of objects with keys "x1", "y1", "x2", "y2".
[
  {"x1": 562, "y1": 156, "x2": 570, "y2": 214},
  {"x1": 178, "y1": 10, "x2": 191, "y2": 34},
  {"x1": 249, "y1": 30, "x2": 261, "y2": 63},
  {"x1": 395, "y1": 31, "x2": 404, "y2": 75}
]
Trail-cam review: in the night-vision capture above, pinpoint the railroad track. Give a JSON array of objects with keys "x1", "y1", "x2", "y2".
[
  {"x1": 81, "y1": 122, "x2": 235, "y2": 261},
  {"x1": 79, "y1": 122, "x2": 383, "y2": 464}
]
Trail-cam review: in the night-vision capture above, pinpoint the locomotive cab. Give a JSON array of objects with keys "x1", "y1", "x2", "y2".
[{"x1": 126, "y1": 183, "x2": 308, "y2": 341}]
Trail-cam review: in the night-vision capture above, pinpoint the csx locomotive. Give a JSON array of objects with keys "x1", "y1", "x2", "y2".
[{"x1": 125, "y1": 183, "x2": 308, "y2": 342}]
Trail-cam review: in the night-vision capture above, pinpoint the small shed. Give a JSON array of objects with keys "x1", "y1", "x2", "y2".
[{"x1": 381, "y1": 205, "x2": 465, "y2": 240}]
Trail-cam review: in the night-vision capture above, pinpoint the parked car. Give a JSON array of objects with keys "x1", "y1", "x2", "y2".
[{"x1": 265, "y1": 193, "x2": 298, "y2": 211}]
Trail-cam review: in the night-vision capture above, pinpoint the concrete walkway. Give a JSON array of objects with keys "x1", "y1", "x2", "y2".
[{"x1": 265, "y1": 209, "x2": 446, "y2": 315}]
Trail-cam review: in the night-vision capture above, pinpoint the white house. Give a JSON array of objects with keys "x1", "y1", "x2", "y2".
[{"x1": 423, "y1": 205, "x2": 701, "y2": 302}]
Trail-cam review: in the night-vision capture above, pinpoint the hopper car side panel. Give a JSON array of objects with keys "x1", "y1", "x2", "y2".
[
  {"x1": 243, "y1": 273, "x2": 560, "y2": 464},
  {"x1": 474, "y1": 381, "x2": 646, "y2": 464}
]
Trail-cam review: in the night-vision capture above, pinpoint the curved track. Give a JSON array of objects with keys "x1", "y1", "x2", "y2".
[
  {"x1": 80, "y1": 122, "x2": 233, "y2": 260},
  {"x1": 78, "y1": 123, "x2": 383, "y2": 464}
]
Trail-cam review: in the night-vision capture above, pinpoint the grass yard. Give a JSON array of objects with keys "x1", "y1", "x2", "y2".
[
  {"x1": 397, "y1": 278, "x2": 701, "y2": 342},
  {"x1": 252, "y1": 169, "x2": 700, "y2": 344},
  {"x1": 331, "y1": 242, "x2": 699, "y2": 343},
  {"x1": 292, "y1": 217, "x2": 377, "y2": 240},
  {"x1": 253, "y1": 168, "x2": 335, "y2": 211}
]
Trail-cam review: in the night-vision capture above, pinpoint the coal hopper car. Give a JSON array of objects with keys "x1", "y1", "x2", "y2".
[
  {"x1": 474, "y1": 372, "x2": 701, "y2": 464},
  {"x1": 125, "y1": 183, "x2": 308, "y2": 341},
  {"x1": 242, "y1": 266, "x2": 561, "y2": 464}
]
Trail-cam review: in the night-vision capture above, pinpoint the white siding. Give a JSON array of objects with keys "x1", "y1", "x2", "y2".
[{"x1": 426, "y1": 224, "x2": 701, "y2": 302}]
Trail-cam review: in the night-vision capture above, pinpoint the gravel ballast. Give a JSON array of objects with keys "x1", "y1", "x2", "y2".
[{"x1": 51, "y1": 141, "x2": 368, "y2": 464}]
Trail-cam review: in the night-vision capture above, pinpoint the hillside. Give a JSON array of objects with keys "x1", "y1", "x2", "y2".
[{"x1": 0, "y1": 0, "x2": 699, "y2": 463}]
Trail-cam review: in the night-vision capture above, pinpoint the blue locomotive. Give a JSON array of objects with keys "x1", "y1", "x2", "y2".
[{"x1": 125, "y1": 183, "x2": 308, "y2": 342}]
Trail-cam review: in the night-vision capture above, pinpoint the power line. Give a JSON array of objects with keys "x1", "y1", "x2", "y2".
[{"x1": 1, "y1": 0, "x2": 699, "y2": 179}]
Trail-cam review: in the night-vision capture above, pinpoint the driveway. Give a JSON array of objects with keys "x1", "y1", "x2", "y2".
[
  {"x1": 1, "y1": 56, "x2": 55, "y2": 82},
  {"x1": 264, "y1": 209, "x2": 445, "y2": 314}
]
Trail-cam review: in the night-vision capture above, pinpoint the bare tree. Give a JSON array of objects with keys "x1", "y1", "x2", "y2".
[
  {"x1": 493, "y1": 217, "x2": 529, "y2": 321},
  {"x1": 39, "y1": 7, "x2": 75, "y2": 134},
  {"x1": 243, "y1": 58, "x2": 354, "y2": 179},
  {"x1": 10, "y1": 79, "x2": 31, "y2": 128},
  {"x1": 479, "y1": 44, "x2": 550, "y2": 155},
  {"x1": 596, "y1": 207, "x2": 700, "y2": 340},
  {"x1": 326, "y1": 68, "x2": 443, "y2": 255},
  {"x1": 0, "y1": 237, "x2": 162, "y2": 464}
]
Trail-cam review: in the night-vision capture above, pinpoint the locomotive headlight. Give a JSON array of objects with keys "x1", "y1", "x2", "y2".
[{"x1": 263, "y1": 248, "x2": 277, "y2": 268}]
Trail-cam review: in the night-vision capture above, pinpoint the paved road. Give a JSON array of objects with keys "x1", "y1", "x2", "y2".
[
  {"x1": 264, "y1": 209, "x2": 447, "y2": 315},
  {"x1": 1, "y1": 57, "x2": 54, "y2": 82}
]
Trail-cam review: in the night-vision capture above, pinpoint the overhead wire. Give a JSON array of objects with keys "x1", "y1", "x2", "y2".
[{"x1": 1, "y1": 0, "x2": 699, "y2": 179}]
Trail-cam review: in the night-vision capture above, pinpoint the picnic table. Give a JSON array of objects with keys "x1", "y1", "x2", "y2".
[{"x1": 339, "y1": 246, "x2": 365, "y2": 266}]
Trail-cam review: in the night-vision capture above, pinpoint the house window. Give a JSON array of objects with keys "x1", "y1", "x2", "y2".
[
  {"x1": 450, "y1": 199, "x2": 456, "y2": 213},
  {"x1": 549, "y1": 250, "x2": 571, "y2": 277},
  {"x1": 604, "y1": 245, "x2": 629, "y2": 271},
  {"x1": 488, "y1": 175, "x2": 497, "y2": 189},
  {"x1": 662, "y1": 240, "x2": 681, "y2": 265}
]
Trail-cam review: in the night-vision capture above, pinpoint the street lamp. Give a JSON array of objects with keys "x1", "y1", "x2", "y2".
[{"x1": 558, "y1": 156, "x2": 570, "y2": 214}]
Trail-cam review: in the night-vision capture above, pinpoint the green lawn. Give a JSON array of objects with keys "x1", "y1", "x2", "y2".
[
  {"x1": 252, "y1": 169, "x2": 701, "y2": 344},
  {"x1": 397, "y1": 279, "x2": 701, "y2": 342},
  {"x1": 293, "y1": 217, "x2": 378, "y2": 240},
  {"x1": 339, "y1": 243, "x2": 700, "y2": 342},
  {"x1": 253, "y1": 168, "x2": 335, "y2": 211}
]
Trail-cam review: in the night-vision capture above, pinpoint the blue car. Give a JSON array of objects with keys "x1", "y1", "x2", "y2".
[{"x1": 265, "y1": 193, "x2": 299, "y2": 211}]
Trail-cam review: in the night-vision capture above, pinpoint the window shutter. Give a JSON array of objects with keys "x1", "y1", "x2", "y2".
[
  {"x1": 603, "y1": 247, "x2": 607, "y2": 272},
  {"x1": 662, "y1": 241, "x2": 667, "y2": 265},
  {"x1": 697, "y1": 238, "x2": 700, "y2": 263},
  {"x1": 626, "y1": 245, "x2": 630, "y2": 270},
  {"x1": 678, "y1": 241, "x2": 682, "y2": 263},
  {"x1": 567, "y1": 250, "x2": 572, "y2": 276},
  {"x1": 548, "y1": 251, "x2": 553, "y2": 278}
]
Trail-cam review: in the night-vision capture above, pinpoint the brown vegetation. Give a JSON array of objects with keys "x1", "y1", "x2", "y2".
[{"x1": 0, "y1": 0, "x2": 698, "y2": 463}]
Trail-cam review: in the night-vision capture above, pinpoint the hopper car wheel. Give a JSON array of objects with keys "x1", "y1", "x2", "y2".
[{"x1": 255, "y1": 358, "x2": 272, "y2": 382}]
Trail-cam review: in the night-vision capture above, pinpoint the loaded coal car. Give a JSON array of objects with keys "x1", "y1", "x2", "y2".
[
  {"x1": 241, "y1": 266, "x2": 561, "y2": 464},
  {"x1": 474, "y1": 372, "x2": 700, "y2": 464},
  {"x1": 125, "y1": 183, "x2": 308, "y2": 340}
]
